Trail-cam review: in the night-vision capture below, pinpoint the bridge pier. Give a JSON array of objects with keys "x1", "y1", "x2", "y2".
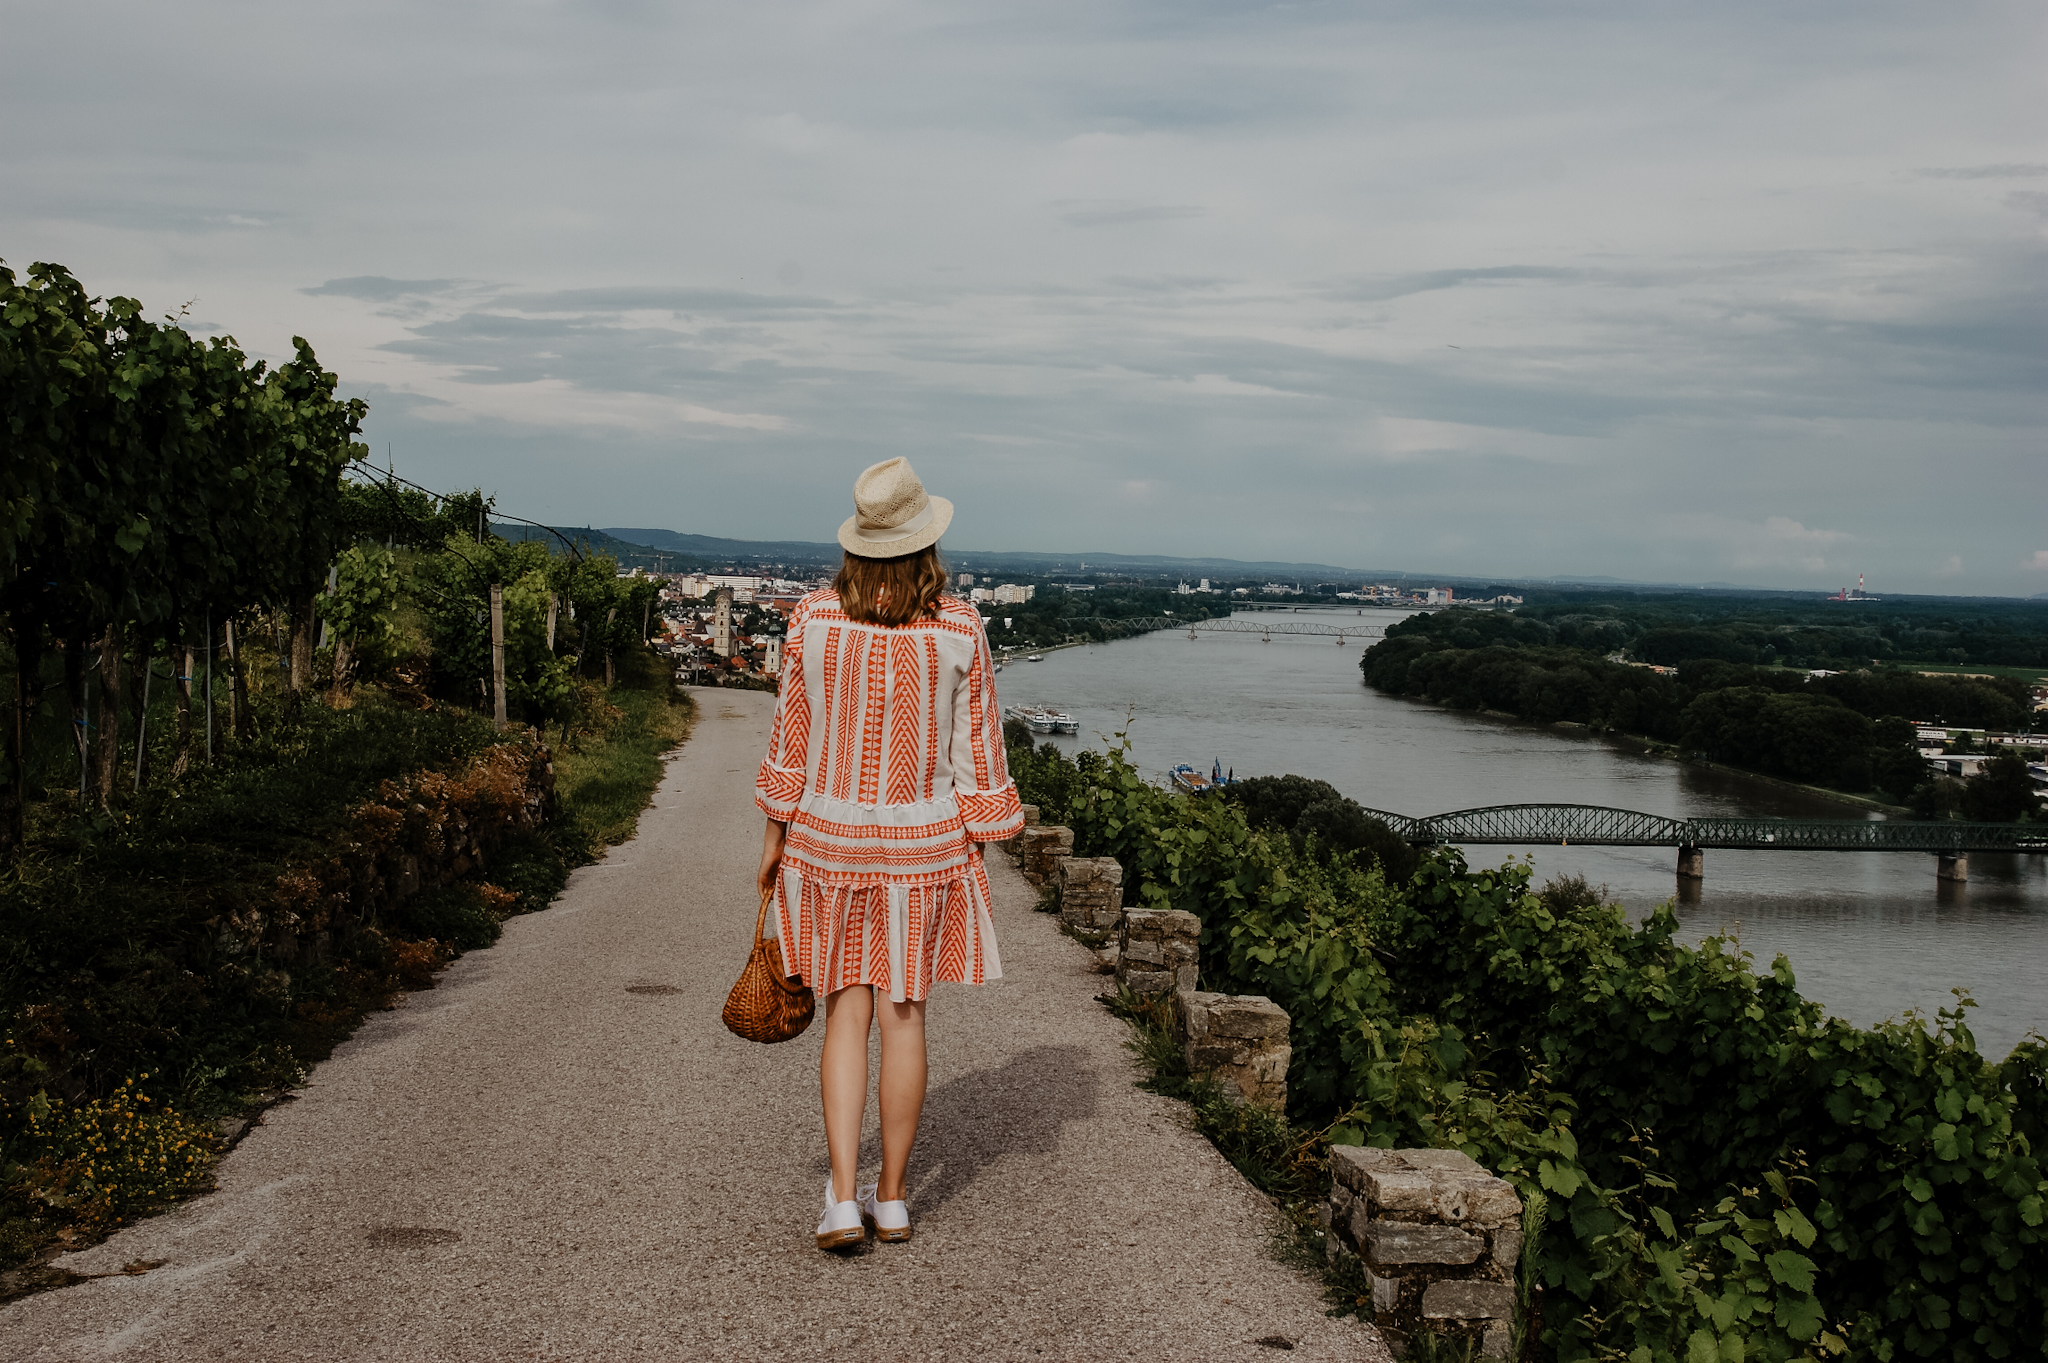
[
  {"x1": 1937, "y1": 852, "x2": 1969, "y2": 883},
  {"x1": 1676, "y1": 845, "x2": 1704, "y2": 880}
]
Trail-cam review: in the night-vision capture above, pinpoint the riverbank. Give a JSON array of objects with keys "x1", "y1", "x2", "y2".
[{"x1": 1489, "y1": 711, "x2": 1916, "y2": 818}]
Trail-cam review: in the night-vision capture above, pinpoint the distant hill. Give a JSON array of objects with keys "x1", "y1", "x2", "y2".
[
  {"x1": 491, "y1": 524, "x2": 684, "y2": 570},
  {"x1": 602, "y1": 527, "x2": 843, "y2": 568},
  {"x1": 601, "y1": 529, "x2": 1396, "y2": 579}
]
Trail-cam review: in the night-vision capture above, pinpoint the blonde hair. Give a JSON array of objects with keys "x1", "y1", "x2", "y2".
[{"x1": 833, "y1": 545, "x2": 950, "y2": 626}]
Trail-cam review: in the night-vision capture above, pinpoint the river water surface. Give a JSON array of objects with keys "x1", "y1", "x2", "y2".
[{"x1": 995, "y1": 608, "x2": 2047, "y2": 1058}]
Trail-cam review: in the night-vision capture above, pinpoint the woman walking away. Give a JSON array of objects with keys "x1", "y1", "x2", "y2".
[{"x1": 754, "y1": 458, "x2": 1024, "y2": 1250}]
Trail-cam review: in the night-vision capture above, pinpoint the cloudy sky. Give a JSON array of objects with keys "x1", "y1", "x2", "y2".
[{"x1": 6, "y1": 1, "x2": 2044, "y2": 592}]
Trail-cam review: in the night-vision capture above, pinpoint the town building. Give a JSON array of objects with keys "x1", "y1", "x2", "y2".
[{"x1": 711, "y1": 589, "x2": 734, "y2": 658}]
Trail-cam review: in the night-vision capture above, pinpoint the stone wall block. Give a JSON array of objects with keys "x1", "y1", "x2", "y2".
[
  {"x1": 1364, "y1": 1222, "x2": 1486, "y2": 1266},
  {"x1": 1057, "y1": 856, "x2": 1125, "y2": 930},
  {"x1": 1492, "y1": 1224, "x2": 1524, "y2": 1273},
  {"x1": 1422, "y1": 1281, "x2": 1515, "y2": 1320},
  {"x1": 1402, "y1": 1149, "x2": 1486, "y2": 1177},
  {"x1": 1330, "y1": 1144, "x2": 1399, "y2": 1194},
  {"x1": 1116, "y1": 910, "x2": 1200, "y2": 995},
  {"x1": 1444, "y1": 1175, "x2": 1522, "y2": 1226},
  {"x1": 998, "y1": 805, "x2": 1041, "y2": 862},
  {"x1": 1366, "y1": 1168, "x2": 1439, "y2": 1215},
  {"x1": 1326, "y1": 1145, "x2": 1525, "y2": 1355},
  {"x1": 1173, "y1": 989, "x2": 1289, "y2": 1111},
  {"x1": 1017, "y1": 825, "x2": 1074, "y2": 885}
]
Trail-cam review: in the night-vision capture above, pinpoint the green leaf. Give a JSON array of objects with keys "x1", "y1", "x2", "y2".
[
  {"x1": 1776, "y1": 1291, "x2": 1826, "y2": 1342},
  {"x1": 1773, "y1": 1205, "x2": 1817, "y2": 1248},
  {"x1": 1685, "y1": 1329, "x2": 1719, "y2": 1363},
  {"x1": 113, "y1": 512, "x2": 150, "y2": 554},
  {"x1": 1764, "y1": 1248, "x2": 1816, "y2": 1292}
]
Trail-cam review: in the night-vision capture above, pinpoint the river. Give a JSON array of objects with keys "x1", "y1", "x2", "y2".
[{"x1": 994, "y1": 608, "x2": 2048, "y2": 1059}]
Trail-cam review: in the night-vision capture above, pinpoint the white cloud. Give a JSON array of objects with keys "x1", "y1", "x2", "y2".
[
  {"x1": 1935, "y1": 555, "x2": 1964, "y2": 577},
  {"x1": 2026, "y1": 551, "x2": 2048, "y2": 571},
  {"x1": 4, "y1": 1, "x2": 2043, "y2": 590}
]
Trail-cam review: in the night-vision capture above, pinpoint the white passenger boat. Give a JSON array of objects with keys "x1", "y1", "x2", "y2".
[{"x1": 1003, "y1": 704, "x2": 1079, "y2": 735}]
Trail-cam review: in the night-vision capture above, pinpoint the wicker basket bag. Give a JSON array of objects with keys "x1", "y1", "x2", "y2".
[{"x1": 723, "y1": 887, "x2": 816, "y2": 1043}]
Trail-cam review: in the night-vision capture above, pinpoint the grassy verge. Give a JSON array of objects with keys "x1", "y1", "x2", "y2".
[
  {"x1": 0, "y1": 649, "x2": 693, "y2": 1292},
  {"x1": 484, "y1": 652, "x2": 695, "y2": 913}
]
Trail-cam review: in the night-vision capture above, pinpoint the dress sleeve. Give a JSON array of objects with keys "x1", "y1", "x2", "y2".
[
  {"x1": 950, "y1": 611, "x2": 1025, "y2": 841},
  {"x1": 755, "y1": 605, "x2": 810, "y2": 821}
]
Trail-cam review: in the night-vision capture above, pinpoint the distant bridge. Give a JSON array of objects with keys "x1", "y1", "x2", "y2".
[
  {"x1": 1112, "y1": 616, "x2": 1387, "y2": 643},
  {"x1": 1348, "y1": 802, "x2": 2047, "y2": 880}
]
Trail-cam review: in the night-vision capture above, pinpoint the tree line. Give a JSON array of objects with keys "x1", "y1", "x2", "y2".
[
  {"x1": 1437, "y1": 589, "x2": 2048, "y2": 671},
  {"x1": 1362, "y1": 608, "x2": 2042, "y2": 816}
]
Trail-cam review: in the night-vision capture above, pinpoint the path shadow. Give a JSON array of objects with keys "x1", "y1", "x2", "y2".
[{"x1": 812, "y1": 1044, "x2": 1100, "y2": 1217}]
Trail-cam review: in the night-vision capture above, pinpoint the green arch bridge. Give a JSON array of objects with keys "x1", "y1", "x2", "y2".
[{"x1": 1348, "y1": 803, "x2": 2048, "y2": 881}]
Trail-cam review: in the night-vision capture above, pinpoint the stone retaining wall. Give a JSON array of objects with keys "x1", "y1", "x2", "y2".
[
  {"x1": 1008, "y1": 800, "x2": 1526, "y2": 1357},
  {"x1": 1323, "y1": 1146, "x2": 1522, "y2": 1359}
]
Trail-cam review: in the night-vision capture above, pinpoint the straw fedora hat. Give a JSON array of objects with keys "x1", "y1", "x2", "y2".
[{"x1": 837, "y1": 457, "x2": 953, "y2": 558}]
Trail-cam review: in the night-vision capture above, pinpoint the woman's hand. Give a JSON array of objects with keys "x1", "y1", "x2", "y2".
[{"x1": 758, "y1": 819, "x2": 789, "y2": 894}]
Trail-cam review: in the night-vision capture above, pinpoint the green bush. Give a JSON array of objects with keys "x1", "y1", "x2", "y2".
[
  {"x1": 1008, "y1": 735, "x2": 2048, "y2": 1361},
  {"x1": 1223, "y1": 773, "x2": 1418, "y2": 881},
  {"x1": 391, "y1": 883, "x2": 502, "y2": 952}
]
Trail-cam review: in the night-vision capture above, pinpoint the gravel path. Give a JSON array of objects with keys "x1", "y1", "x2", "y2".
[{"x1": 2, "y1": 688, "x2": 1388, "y2": 1362}]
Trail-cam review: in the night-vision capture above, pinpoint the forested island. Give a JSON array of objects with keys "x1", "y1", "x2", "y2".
[
  {"x1": 974, "y1": 582, "x2": 1233, "y2": 650},
  {"x1": 1360, "y1": 597, "x2": 2046, "y2": 819}
]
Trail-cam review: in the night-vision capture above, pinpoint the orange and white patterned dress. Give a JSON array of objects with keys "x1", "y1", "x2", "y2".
[{"x1": 755, "y1": 589, "x2": 1025, "y2": 1002}]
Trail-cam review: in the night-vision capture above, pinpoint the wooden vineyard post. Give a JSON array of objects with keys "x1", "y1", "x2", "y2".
[{"x1": 490, "y1": 584, "x2": 508, "y2": 731}]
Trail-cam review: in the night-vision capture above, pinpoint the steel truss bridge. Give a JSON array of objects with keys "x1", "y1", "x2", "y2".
[
  {"x1": 1113, "y1": 616, "x2": 1387, "y2": 643},
  {"x1": 1351, "y1": 803, "x2": 2048, "y2": 856}
]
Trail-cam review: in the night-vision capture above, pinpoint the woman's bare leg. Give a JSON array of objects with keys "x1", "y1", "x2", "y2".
[
  {"x1": 873, "y1": 996, "x2": 929, "y2": 1202},
  {"x1": 820, "y1": 986, "x2": 873, "y2": 1204}
]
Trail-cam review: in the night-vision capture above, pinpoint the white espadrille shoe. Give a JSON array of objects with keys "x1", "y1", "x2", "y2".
[
  {"x1": 816, "y1": 1177, "x2": 865, "y2": 1250},
  {"x1": 857, "y1": 1182, "x2": 912, "y2": 1243}
]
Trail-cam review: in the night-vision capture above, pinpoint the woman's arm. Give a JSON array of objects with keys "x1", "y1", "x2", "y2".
[
  {"x1": 949, "y1": 613, "x2": 1026, "y2": 843},
  {"x1": 758, "y1": 818, "x2": 788, "y2": 893}
]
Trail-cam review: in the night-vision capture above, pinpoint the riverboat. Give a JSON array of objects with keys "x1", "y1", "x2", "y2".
[
  {"x1": 1169, "y1": 760, "x2": 1236, "y2": 796},
  {"x1": 1026, "y1": 654, "x2": 1044, "y2": 662},
  {"x1": 1004, "y1": 704, "x2": 1079, "y2": 735}
]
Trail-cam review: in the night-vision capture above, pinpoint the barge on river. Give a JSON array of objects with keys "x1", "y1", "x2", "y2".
[{"x1": 1170, "y1": 760, "x2": 1236, "y2": 795}]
